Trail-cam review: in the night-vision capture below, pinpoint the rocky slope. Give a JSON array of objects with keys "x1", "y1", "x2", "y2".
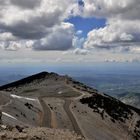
[
  {"x1": 117, "y1": 92, "x2": 140, "y2": 109},
  {"x1": 0, "y1": 71, "x2": 140, "y2": 140},
  {"x1": 0, "y1": 125, "x2": 84, "y2": 140}
]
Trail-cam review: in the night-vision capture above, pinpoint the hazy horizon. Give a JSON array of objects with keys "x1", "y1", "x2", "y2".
[{"x1": 1, "y1": 62, "x2": 140, "y2": 97}]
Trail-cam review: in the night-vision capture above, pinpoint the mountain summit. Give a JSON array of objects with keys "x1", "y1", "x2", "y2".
[{"x1": 0, "y1": 71, "x2": 140, "y2": 140}]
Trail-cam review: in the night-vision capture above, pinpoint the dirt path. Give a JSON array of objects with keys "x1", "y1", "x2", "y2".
[
  {"x1": 66, "y1": 83, "x2": 91, "y2": 100},
  {"x1": 38, "y1": 98, "x2": 51, "y2": 127},
  {"x1": 38, "y1": 85, "x2": 86, "y2": 137},
  {"x1": 63, "y1": 98, "x2": 84, "y2": 137},
  {"x1": 50, "y1": 110, "x2": 57, "y2": 128}
]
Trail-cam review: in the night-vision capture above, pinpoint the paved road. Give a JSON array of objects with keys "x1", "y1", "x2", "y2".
[
  {"x1": 39, "y1": 98, "x2": 51, "y2": 127},
  {"x1": 63, "y1": 98, "x2": 84, "y2": 137},
  {"x1": 39, "y1": 95, "x2": 84, "y2": 137}
]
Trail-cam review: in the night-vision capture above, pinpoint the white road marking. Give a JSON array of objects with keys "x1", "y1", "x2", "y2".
[
  {"x1": 2, "y1": 112, "x2": 17, "y2": 120},
  {"x1": 58, "y1": 91, "x2": 62, "y2": 94},
  {"x1": 11, "y1": 94, "x2": 37, "y2": 101}
]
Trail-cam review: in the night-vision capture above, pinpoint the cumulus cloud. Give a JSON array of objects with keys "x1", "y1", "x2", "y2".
[
  {"x1": 0, "y1": 3, "x2": 63, "y2": 39},
  {"x1": 73, "y1": 36, "x2": 85, "y2": 49},
  {"x1": 0, "y1": 41, "x2": 21, "y2": 51},
  {"x1": 73, "y1": 48, "x2": 89, "y2": 55},
  {"x1": 5, "y1": 42, "x2": 21, "y2": 51},
  {"x1": 0, "y1": 40, "x2": 35, "y2": 51},
  {"x1": 33, "y1": 22, "x2": 74, "y2": 50},
  {"x1": 82, "y1": 0, "x2": 140, "y2": 52},
  {"x1": 0, "y1": 0, "x2": 140, "y2": 53},
  {"x1": 0, "y1": 0, "x2": 79, "y2": 50},
  {"x1": 76, "y1": 30, "x2": 83, "y2": 36},
  {"x1": 84, "y1": 19, "x2": 140, "y2": 50},
  {"x1": 81, "y1": 0, "x2": 140, "y2": 20},
  {"x1": 10, "y1": 0, "x2": 41, "y2": 9},
  {"x1": 0, "y1": 32, "x2": 16, "y2": 41}
]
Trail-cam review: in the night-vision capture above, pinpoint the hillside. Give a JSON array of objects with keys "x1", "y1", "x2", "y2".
[
  {"x1": 117, "y1": 92, "x2": 140, "y2": 109},
  {"x1": 0, "y1": 71, "x2": 140, "y2": 140}
]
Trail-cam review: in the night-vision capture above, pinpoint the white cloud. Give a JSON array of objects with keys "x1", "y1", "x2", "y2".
[
  {"x1": 33, "y1": 22, "x2": 74, "y2": 50},
  {"x1": 120, "y1": 33, "x2": 134, "y2": 41},
  {"x1": 81, "y1": 0, "x2": 140, "y2": 20},
  {"x1": 76, "y1": 30, "x2": 83, "y2": 35},
  {"x1": 0, "y1": 0, "x2": 78, "y2": 51},
  {"x1": 25, "y1": 40, "x2": 35, "y2": 48},
  {"x1": 10, "y1": 0, "x2": 41, "y2": 9},
  {"x1": 129, "y1": 46, "x2": 140, "y2": 54},
  {"x1": 0, "y1": 0, "x2": 140, "y2": 55},
  {"x1": 4, "y1": 41, "x2": 21, "y2": 51},
  {"x1": 0, "y1": 32, "x2": 16, "y2": 41},
  {"x1": 73, "y1": 48, "x2": 89, "y2": 55},
  {"x1": 0, "y1": 40, "x2": 35, "y2": 51},
  {"x1": 73, "y1": 36, "x2": 85, "y2": 49},
  {"x1": 82, "y1": 0, "x2": 140, "y2": 52}
]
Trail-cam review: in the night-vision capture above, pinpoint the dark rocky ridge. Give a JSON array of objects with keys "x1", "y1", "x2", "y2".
[
  {"x1": 80, "y1": 94, "x2": 140, "y2": 122},
  {"x1": 0, "y1": 72, "x2": 58, "y2": 90},
  {"x1": 0, "y1": 71, "x2": 98, "y2": 96}
]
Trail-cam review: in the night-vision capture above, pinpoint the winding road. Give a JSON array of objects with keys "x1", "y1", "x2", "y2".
[
  {"x1": 63, "y1": 98, "x2": 84, "y2": 136},
  {"x1": 38, "y1": 85, "x2": 87, "y2": 138},
  {"x1": 39, "y1": 98, "x2": 51, "y2": 127},
  {"x1": 39, "y1": 96, "x2": 85, "y2": 137}
]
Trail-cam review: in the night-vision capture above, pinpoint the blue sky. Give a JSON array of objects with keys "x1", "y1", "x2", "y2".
[{"x1": 67, "y1": 16, "x2": 106, "y2": 37}]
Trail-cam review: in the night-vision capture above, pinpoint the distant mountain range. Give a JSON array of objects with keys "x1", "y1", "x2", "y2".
[{"x1": 0, "y1": 72, "x2": 140, "y2": 140}]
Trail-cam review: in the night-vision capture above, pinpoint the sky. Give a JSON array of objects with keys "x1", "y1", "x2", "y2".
[
  {"x1": 67, "y1": 16, "x2": 106, "y2": 37},
  {"x1": 0, "y1": 0, "x2": 140, "y2": 66}
]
